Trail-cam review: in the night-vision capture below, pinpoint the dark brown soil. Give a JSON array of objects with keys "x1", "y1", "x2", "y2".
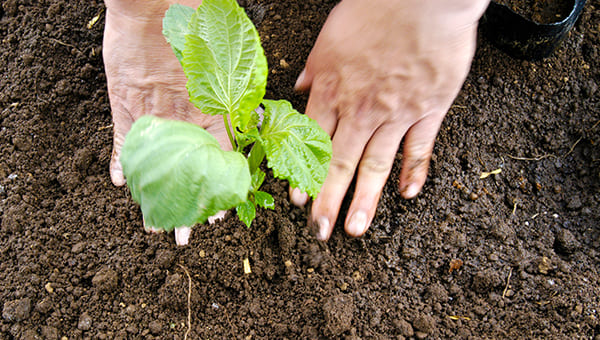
[
  {"x1": 495, "y1": 0, "x2": 576, "y2": 23},
  {"x1": 1, "y1": 0, "x2": 599, "y2": 339}
]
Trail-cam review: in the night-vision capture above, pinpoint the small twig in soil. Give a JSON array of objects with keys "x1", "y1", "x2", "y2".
[
  {"x1": 506, "y1": 154, "x2": 555, "y2": 161},
  {"x1": 563, "y1": 120, "x2": 600, "y2": 157},
  {"x1": 98, "y1": 124, "x2": 114, "y2": 131},
  {"x1": 448, "y1": 315, "x2": 472, "y2": 321},
  {"x1": 2, "y1": 103, "x2": 20, "y2": 115},
  {"x1": 47, "y1": 38, "x2": 82, "y2": 53},
  {"x1": 564, "y1": 136, "x2": 583, "y2": 157},
  {"x1": 505, "y1": 120, "x2": 598, "y2": 162},
  {"x1": 502, "y1": 267, "x2": 513, "y2": 299},
  {"x1": 177, "y1": 264, "x2": 193, "y2": 340},
  {"x1": 243, "y1": 257, "x2": 252, "y2": 274},
  {"x1": 480, "y1": 168, "x2": 502, "y2": 179},
  {"x1": 87, "y1": 8, "x2": 104, "y2": 29}
]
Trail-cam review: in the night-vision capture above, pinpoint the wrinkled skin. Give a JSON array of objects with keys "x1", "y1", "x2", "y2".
[
  {"x1": 103, "y1": 0, "x2": 489, "y2": 244},
  {"x1": 292, "y1": 0, "x2": 490, "y2": 240},
  {"x1": 103, "y1": 0, "x2": 218, "y2": 245}
]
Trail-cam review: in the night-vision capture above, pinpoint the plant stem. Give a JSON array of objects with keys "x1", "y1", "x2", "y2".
[
  {"x1": 247, "y1": 142, "x2": 265, "y2": 175},
  {"x1": 223, "y1": 114, "x2": 236, "y2": 150}
]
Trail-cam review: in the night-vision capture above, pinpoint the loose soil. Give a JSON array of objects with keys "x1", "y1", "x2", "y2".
[
  {"x1": 495, "y1": 0, "x2": 576, "y2": 23},
  {"x1": 1, "y1": 0, "x2": 599, "y2": 339}
]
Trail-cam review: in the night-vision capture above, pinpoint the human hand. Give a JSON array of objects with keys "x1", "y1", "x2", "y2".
[
  {"x1": 103, "y1": 0, "x2": 229, "y2": 245},
  {"x1": 292, "y1": 0, "x2": 490, "y2": 240}
]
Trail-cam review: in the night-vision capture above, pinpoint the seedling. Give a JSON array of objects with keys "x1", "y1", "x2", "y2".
[{"x1": 120, "y1": 0, "x2": 332, "y2": 230}]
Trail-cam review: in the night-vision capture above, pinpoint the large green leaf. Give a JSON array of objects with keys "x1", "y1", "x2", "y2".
[
  {"x1": 121, "y1": 116, "x2": 251, "y2": 231},
  {"x1": 182, "y1": 0, "x2": 267, "y2": 132},
  {"x1": 260, "y1": 100, "x2": 332, "y2": 198},
  {"x1": 162, "y1": 4, "x2": 195, "y2": 63}
]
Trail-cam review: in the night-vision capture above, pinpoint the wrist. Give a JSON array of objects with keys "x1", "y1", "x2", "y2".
[
  {"x1": 340, "y1": 0, "x2": 489, "y2": 24},
  {"x1": 426, "y1": 0, "x2": 491, "y2": 25},
  {"x1": 104, "y1": 0, "x2": 202, "y2": 20}
]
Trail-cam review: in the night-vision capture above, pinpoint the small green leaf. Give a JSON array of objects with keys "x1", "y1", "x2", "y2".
[
  {"x1": 163, "y1": 4, "x2": 195, "y2": 63},
  {"x1": 260, "y1": 99, "x2": 332, "y2": 198},
  {"x1": 235, "y1": 126, "x2": 261, "y2": 151},
  {"x1": 121, "y1": 116, "x2": 251, "y2": 231},
  {"x1": 182, "y1": 0, "x2": 267, "y2": 131},
  {"x1": 251, "y1": 168, "x2": 266, "y2": 191},
  {"x1": 236, "y1": 200, "x2": 256, "y2": 228},
  {"x1": 254, "y1": 191, "x2": 274, "y2": 210},
  {"x1": 247, "y1": 141, "x2": 265, "y2": 174}
]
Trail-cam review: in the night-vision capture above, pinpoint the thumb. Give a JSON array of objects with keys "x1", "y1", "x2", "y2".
[
  {"x1": 294, "y1": 68, "x2": 313, "y2": 92},
  {"x1": 110, "y1": 111, "x2": 133, "y2": 187}
]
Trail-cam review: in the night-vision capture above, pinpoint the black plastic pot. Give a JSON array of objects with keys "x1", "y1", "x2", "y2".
[{"x1": 480, "y1": 0, "x2": 587, "y2": 60}]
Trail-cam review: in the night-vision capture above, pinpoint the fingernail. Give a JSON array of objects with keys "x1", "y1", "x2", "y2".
[
  {"x1": 402, "y1": 183, "x2": 420, "y2": 198},
  {"x1": 110, "y1": 153, "x2": 126, "y2": 186},
  {"x1": 294, "y1": 69, "x2": 306, "y2": 89},
  {"x1": 175, "y1": 226, "x2": 191, "y2": 246},
  {"x1": 142, "y1": 216, "x2": 158, "y2": 233},
  {"x1": 347, "y1": 210, "x2": 368, "y2": 236},
  {"x1": 110, "y1": 165, "x2": 126, "y2": 186},
  {"x1": 290, "y1": 188, "x2": 309, "y2": 207},
  {"x1": 208, "y1": 210, "x2": 227, "y2": 224},
  {"x1": 316, "y1": 216, "x2": 330, "y2": 241}
]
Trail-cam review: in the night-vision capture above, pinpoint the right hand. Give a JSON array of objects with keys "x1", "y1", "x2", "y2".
[{"x1": 292, "y1": 0, "x2": 489, "y2": 240}]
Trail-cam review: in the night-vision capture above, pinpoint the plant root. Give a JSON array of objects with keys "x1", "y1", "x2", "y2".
[{"x1": 178, "y1": 264, "x2": 193, "y2": 340}]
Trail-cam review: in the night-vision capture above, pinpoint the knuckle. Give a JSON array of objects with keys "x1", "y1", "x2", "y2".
[
  {"x1": 360, "y1": 157, "x2": 392, "y2": 175},
  {"x1": 329, "y1": 156, "x2": 356, "y2": 179},
  {"x1": 405, "y1": 156, "x2": 430, "y2": 172},
  {"x1": 404, "y1": 138, "x2": 433, "y2": 155},
  {"x1": 348, "y1": 108, "x2": 381, "y2": 130}
]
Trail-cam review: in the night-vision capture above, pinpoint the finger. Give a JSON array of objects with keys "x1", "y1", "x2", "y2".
[
  {"x1": 294, "y1": 68, "x2": 312, "y2": 92},
  {"x1": 207, "y1": 210, "x2": 227, "y2": 224},
  {"x1": 398, "y1": 113, "x2": 444, "y2": 199},
  {"x1": 293, "y1": 72, "x2": 338, "y2": 210},
  {"x1": 143, "y1": 216, "x2": 163, "y2": 233},
  {"x1": 144, "y1": 215, "x2": 194, "y2": 246},
  {"x1": 109, "y1": 104, "x2": 133, "y2": 187},
  {"x1": 304, "y1": 73, "x2": 339, "y2": 136},
  {"x1": 175, "y1": 227, "x2": 191, "y2": 246},
  {"x1": 289, "y1": 187, "x2": 309, "y2": 207},
  {"x1": 310, "y1": 117, "x2": 375, "y2": 241},
  {"x1": 345, "y1": 123, "x2": 405, "y2": 237},
  {"x1": 109, "y1": 136, "x2": 126, "y2": 186}
]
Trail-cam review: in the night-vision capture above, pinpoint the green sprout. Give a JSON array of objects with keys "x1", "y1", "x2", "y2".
[{"x1": 120, "y1": 0, "x2": 332, "y2": 229}]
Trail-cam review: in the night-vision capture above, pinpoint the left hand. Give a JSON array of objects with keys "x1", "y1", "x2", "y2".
[{"x1": 103, "y1": 0, "x2": 228, "y2": 245}]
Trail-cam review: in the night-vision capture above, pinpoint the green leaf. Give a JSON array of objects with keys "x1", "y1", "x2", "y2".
[
  {"x1": 163, "y1": 4, "x2": 195, "y2": 63},
  {"x1": 247, "y1": 141, "x2": 265, "y2": 174},
  {"x1": 234, "y1": 126, "x2": 261, "y2": 151},
  {"x1": 254, "y1": 191, "x2": 274, "y2": 210},
  {"x1": 236, "y1": 200, "x2": 256, "y2": 228},
  {"x1": 121, "y1": 116, "x2": 251, "y2": 231},
  {"x1": 182, "y1": 0, "x2": 267, "y2": 131},
  {"x1": 251, "y1": 168, "x2": 266, "y2": 191},
  {"x1": 260, "y1": 100, "x2": 332, "y2": 198}
]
